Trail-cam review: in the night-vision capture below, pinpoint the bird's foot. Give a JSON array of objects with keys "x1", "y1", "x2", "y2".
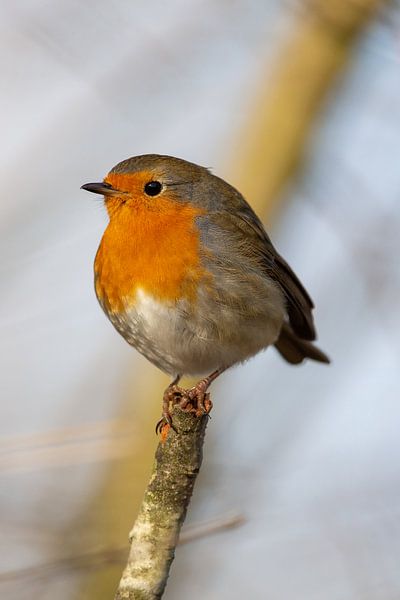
[
  {"x1": 186, "y1": 382, "x2": 213, "y2": 417},
  {"x1": 155, "y1": 381, "x2": 213, "y2": 436},
  {"x1": 155, "y1": 384, "x2": 186, "y2": 435}
]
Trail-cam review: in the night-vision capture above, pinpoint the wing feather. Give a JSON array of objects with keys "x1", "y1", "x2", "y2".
[{"x1": 205, "y1": 204, "x2": 316, "y2": 341}]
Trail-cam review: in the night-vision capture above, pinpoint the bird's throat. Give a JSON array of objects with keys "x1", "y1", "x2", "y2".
[{"x1": 94, "y1": 201, "x2": 209, "y2": 313}]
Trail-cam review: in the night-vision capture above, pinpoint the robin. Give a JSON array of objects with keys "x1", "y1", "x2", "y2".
[{"x1": 82, "y1": 154, "x2": 329, "y2": 431}]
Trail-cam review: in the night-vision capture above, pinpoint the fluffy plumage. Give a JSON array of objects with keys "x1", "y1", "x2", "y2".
[{"x1": 86, "y1": 154, "x2": 329, "y2": 377}]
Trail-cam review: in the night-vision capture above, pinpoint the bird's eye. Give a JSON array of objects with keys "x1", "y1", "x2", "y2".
[{"x1": 144, "y1": 181, "x2": 162, "y2": 196}]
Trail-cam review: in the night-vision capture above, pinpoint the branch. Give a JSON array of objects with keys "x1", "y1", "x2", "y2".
[{"x1": 114, "y1": 406, "x2": 209, "y2": 600}]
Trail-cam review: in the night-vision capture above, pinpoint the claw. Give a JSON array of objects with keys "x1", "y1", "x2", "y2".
[
  {"x1": 156, "y1": 368, "x2": 226, "y2": 435},
  {"x1": 155, "y1": 388, "x2": 213, "y2": 435},
  {"x1": 155, "y1": 417, "x2": 176, "y2": 436},
  {"x1": 155, "y1": 381, "x2": 184, "y2": 435}
]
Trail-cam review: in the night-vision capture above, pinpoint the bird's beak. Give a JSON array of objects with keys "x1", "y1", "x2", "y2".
[{"x1": 81, "y1": 182, "x2": 120, "y2": 196}]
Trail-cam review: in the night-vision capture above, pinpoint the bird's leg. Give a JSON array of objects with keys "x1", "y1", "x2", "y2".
[
  {"x1": 185, "y1": 366, "x2": 227, "y2": 416},
  {"x1": 156, "y1": 367, "x2": 228, "y2": 434},
  {"x1": 155, "y1": 374, "x2": 183, "y2": 434}
]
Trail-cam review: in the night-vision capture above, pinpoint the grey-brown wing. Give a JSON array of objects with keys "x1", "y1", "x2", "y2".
[
  {"x1": 235, "y1": 207, "x2": 316, "y2": 341},
  {"x1": 202, "y1": 205, "x2": 316, "y2": 341}
]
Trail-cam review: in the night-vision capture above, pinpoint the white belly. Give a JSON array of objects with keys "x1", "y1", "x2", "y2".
[{"x1": 110, "y1": 286, "x2": 285, "y2": 377}]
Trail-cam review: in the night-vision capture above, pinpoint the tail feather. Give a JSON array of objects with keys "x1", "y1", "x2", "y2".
[{"x1": 274, "y1": 323, "x2": 330, "y2": 365}]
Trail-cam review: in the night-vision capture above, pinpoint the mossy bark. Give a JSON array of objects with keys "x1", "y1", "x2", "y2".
[{"x1": 114, "y1": 407, "x2": 208, "y2": 599}]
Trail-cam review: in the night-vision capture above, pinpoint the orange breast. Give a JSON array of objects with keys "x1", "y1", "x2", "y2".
[{"x1": 94, "y1": 197, "x2": 210, "y2": 313}]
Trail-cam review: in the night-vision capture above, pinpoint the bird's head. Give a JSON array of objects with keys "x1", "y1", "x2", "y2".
[{"x1": 81, "y1": 154, "x2": 210, "y2": 218}]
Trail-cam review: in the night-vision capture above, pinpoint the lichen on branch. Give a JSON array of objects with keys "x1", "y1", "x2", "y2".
[{"x1": 114, "y1": 407, "x2": 209, "y2": 600}]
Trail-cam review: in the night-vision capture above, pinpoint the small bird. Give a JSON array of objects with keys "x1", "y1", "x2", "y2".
[{"x1": 82, "y1": 154, "x2": 329, "y2": 429}]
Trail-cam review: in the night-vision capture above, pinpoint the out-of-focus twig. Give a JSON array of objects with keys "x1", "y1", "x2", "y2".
[
  {"x1": 0, "y1": 513, "x2": 244, "y2": 584},
  {"x1": 179, "y1": 511, "x2": 244, "y2": 545},
  {"x1": 0, "y1": 420, "x2": 138, "y2": 473}
]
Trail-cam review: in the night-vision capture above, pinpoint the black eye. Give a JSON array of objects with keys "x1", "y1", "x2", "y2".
[{"x1": 144, "y1": 181, "x2": 162, "y2": 196}]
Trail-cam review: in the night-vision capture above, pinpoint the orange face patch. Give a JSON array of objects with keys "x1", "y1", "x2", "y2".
[
  {"x1": 94, "y1": 172, "x2": 210, "y2": 313},
  {"x1": 103, "y1": 171, "x2": 155, "y2": 213}
]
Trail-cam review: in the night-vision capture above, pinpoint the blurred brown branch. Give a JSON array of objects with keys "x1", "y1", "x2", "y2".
[
  {"x1": 229, "y1": 0, "x2": 388, "y2": 217},
  {"x1": 114, "y1": 407, "x2": 209, "y2": 600}
]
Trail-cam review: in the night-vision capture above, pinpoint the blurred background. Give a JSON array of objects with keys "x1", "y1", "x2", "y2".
[{"x1": 1, "y1": 0, "x2": 399, "y2": 598}]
